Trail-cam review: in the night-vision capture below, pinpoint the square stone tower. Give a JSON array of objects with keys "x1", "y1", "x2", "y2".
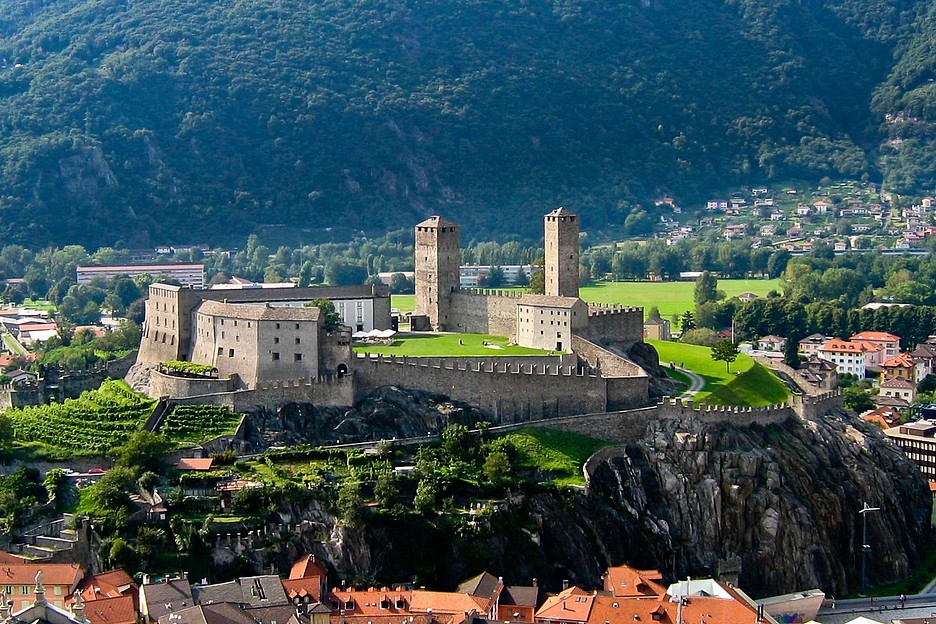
[
  {"x1": 544, "y1": 207, "x2": 579, "y2": 298},
  {"x1": 414, "y1": 216, "x2": 461, "y2": 330}
]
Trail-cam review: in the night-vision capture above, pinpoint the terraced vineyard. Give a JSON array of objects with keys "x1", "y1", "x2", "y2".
[
  {"x1": 6, "y1": 380, "x2": 156, "y2": 456},
  {"x1": 160, "y1": 405, "x2": 242, "y2": 444}
]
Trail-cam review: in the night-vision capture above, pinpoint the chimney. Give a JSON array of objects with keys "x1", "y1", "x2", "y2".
[
  {"x1": 562, "y1": 580, "x2": 569, "y2": 591},
  {"x1": 532, "y1": 579, "x2": 538, "y2": 589}
]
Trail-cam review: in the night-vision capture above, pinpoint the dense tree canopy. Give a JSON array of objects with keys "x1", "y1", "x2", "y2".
[{"x1": 0, "y1": 0, "x2": 929, "y2": 247}]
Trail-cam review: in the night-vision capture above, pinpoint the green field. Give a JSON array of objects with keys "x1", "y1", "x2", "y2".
[
  {"x1": 648, "y1": 339, "x2": 789, "y2": 405},
  {"x1": 392, "y1": 279, "x2": 780, "y2": 318},
  {"x1": 354, "y1": 332, "x2": 553, "y2": 357},
  {"x1": 499, "y1": 428, "x2": 611, "y2": 486},
  {"x1": 579, "y1": 279, "x2": 780, "y2": 319}
]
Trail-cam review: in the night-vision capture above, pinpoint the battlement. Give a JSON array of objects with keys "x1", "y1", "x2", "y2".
[
  {"x1": 255, "y1": 374, "x2": 349, "y2": 390},
  {"x1": 353, "y1": 352, "x2": 600, "y2": 377},
  {"x1": 587, "y1": 303, "x2": 643, "y2": 316},
  {"x1": 461, "y1": 288, "x2": 525, "y2": 299}
]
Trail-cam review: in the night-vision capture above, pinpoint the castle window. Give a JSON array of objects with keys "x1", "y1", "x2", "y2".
[
  {"x1": 276, "y1": 323, "x2": 281, "y2": 329},
  {"x1": 229, "y1": 348, "x2": 234, "y2": 357},
  {"x1": 218, "y1": 347, "x2": 223, "y2": 356},
  {"x1": 294, "y1": 353, "x2": 302, "y2": 361},
  {"x1": 295, "y1": 337, "x2": 301, "y2": 344},
  {"x1": 295, "y1": 323, "x2": 300, "y2": 330},
  {"x1": 274, "y1": 337, "x2": 280, "y2": 344},
  {"x1": 272, "y1": 353, "x2": 280, "y2": 361},
  {"x1": 220, "y1": 319, "x2": 224, "y2": 325}
]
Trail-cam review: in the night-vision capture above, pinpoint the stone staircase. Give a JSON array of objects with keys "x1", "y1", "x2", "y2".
[{"x1": 10, "y1": 514, "x2": 79, "y2": 561}]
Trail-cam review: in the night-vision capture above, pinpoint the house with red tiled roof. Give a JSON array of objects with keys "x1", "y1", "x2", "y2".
[
  {"x1": 76, "y1": 594, "x2": 137, "y2": 624},
  {"x1": 798, "y1": 334, "x2": 831, "y2": 358},
  {"x1": 283, "y1": 555, "x2": 327, "y2": 610},
  {"x1": 73, "y1": 569, "x2": 138, "y2": 610},
  {"x1": 911, "y1": 340, "x2": 936, "y2": 382},
  {"x1": 601, "y1": 564, "x2": 666, "y2": 598},
  {"x1": 456, "y1": 572, "x2": 541, "y2": 623},
  {"x1": 850, "y1": 331, "x2": 901, "y2": 360},
  {"x1": 0, "y1": 563, "x2": 85, "y2": 611},
  {"x1": 178, "y1": 458, "x2": 214, "y2": 471},
  {"x1": 534, "y1": 586, "x2": 593, "y2": 624},
  {"x1": 881, "y1": 353, "x2": 917, "y2": 382},
  {"x1": 863, "y1": 405, "x2": 903, "y2": 428},
  {"x1": 757, "y1": 335, "x2": 786, "y2": 353},
  {"x1": 818, "y1": 339, "x2": 870, "y2": 377}
]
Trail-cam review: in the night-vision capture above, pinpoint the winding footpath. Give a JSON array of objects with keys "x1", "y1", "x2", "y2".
[{"x1": 674, "y1": 366, "x2": 705, "y2": 401}]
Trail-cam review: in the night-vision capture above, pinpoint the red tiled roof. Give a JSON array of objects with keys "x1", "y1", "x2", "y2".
[
  {"x1": 851, "y1": 331, "x2": 900, "y2": 342},
  {"x1": 535, "y1": 587, "x2": 593, "y2": 623},
  {"x1": 78, "y1": 594, "x2": 137, "y2": 624},
  {"x1": 178, "y1": 458, "x2": 214, "y2": 471},
  {"x1": 820, "y1": 339, "x2": 868, "y2": 353},
  {"x1": 0, "y1": 562, "x2": 84, "y2": 587},
  {"x1": 75, "y1": 569, "x2": 138, "y2": 607},
  {"x1": 882, "y1": 354, "x2": 916, "y2": 369},
  {"x1": 603, "y1": 565, "x2": 666, "y2": 598},
  {"x1": 289, "y1": 554, "x2": 327, "y2": 580}
]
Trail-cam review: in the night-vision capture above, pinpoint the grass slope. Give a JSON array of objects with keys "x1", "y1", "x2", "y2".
[
  {"x1": 703, "y1": 363, "x2": 790, "y2": 407},
  {"x1": 354, "y1": 332, "x2": 552, "y2": 357},
  {"x1": 501, "y1": 428, "x2": 610, "y2": 486},
  {"x1": 391, "y1": 279, "x2": 780, "y2": 318}
]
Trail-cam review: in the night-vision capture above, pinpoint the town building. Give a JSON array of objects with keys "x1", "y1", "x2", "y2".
[
  {"x1": 798, "y1": 334, "x2": 831, "y2": 358},
  {"x1": 850, "y1": 331, "x2": 901, "y2": 360},
  {"x1": 881, "y1": 353, "x2": 917, "y2": 382},
  {"x1": 643, "y1": 317, "x2": 671, "y2": 341},
  {"x1": 885, "y1": 420, "x2": 936, "y2": 478},
  {"x1": 0, "y1": 564, "x2": 84, "y2": 611},
  {"x1": 757, "y1": 335, "x2": 786, "y2": 352},
  {"x1": 76, "y1": 264, "x2": 205, "y2": 288},
  {"x1": 818, "y1": 339, "x2": 870, "y2": 377},
  {"x1": 879, "y1": 377, "x2": 916, "y2": 404}
]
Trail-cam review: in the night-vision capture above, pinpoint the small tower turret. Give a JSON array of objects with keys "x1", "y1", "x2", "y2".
[
  {"x1": 414, "y1": 216, "x2": 461, "y2": 331},
  {"x1": 544, "y1": 207, "x2": 579, "y2": 298}
]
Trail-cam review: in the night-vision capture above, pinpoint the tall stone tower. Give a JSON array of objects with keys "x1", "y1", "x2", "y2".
[
  {"x1": 544, "y1": 207, "x2": 579, "y2": 298},
  {"x1": 414, "y1": 216, "x2": 461, "y2": 330}
]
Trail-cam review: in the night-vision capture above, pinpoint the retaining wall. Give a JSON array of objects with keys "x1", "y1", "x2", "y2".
[
  {"x1": 448, "y1": 291, "x2": 519, "y2": 338},
  {"x1": 148, "y1": 369, "x2": 237, "y2": 399},
  {"x1": 580, "y1": 304, "x2": 644, "y2": 346}
]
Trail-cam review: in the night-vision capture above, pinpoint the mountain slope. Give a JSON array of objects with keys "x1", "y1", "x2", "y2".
[{"x1": 0, "y1": 0, "x2": 924, "y2": 247}]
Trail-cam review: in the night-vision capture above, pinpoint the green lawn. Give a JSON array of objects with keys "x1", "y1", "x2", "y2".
[
  {"x1": 579, "y1": 279, "x2": 781, "y2": 319},
  {"x1": 648, "y1": 340, "x2": 789, "y2": 406},
  {"x1": 392, "y1": 279, "x2": 780, "y2": 319},
  {"x1": 648, "y1": 339, "x2": 754, "y2": 402},
  {"x1": 501, "y1": 428, "x2": 611, "y2": 486},
  {"x1": 704, "y1": 363, "x2": 790, "y2": 407},
  {"x1": 354, "y1": 332, "x2": 553, "y2": 357}
]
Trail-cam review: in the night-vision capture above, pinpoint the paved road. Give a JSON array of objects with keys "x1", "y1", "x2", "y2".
[
  {"x1": 0, "y1": 326, "x2": 27, "y2": 356},
  {"x1": 817, "y1": 593, "x2": 936, "y2": 623},
  {"x1": 672, "y1": 365, "x2": 705, "y2": 401}
]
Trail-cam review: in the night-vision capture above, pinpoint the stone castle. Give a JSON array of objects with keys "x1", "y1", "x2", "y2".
[{"x1": 131, "y1": 209, "x2": 652, "y2": 419}]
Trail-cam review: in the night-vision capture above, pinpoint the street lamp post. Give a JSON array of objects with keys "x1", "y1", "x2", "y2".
[{"x1": 859, "y1": 501, "x2": 881, "y2": 597}]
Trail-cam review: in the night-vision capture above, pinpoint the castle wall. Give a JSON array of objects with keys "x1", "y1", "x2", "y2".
[
  {"x1": 579, "y1": 305, "x2": 644, "y2": 347},
  {"x1": 137, "y1": 284, "x2": 200, "y2": 367},
  {"x1": 165, "y1": 376, "x2": 354, "y2": 412},
  {"x1": 149, "y1": 369, "x2": 237, "y2": 399},
  {"x1": 353, "y1": 354, "x2": 607, "y2": 418},
  {"x1": 448, "y1": 291, "x2": 519, "y2": 338}
]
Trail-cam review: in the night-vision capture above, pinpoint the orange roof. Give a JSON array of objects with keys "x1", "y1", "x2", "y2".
[
  {"x1": 177, "y1": 458, "x2": 214, "y2": 471},
  {"x1": 882, "y1": 353, "x2": 916, "y2": 368},
  {"x1": 0, "y1": 563, "x2": 84, "y2": 587},
  {"x1": 77, "y1": 594, "x2": 137, "y2": 624},
  {"x1": 75, "y1": 569, "x2": 138, "y2": 608},
  {"x1": 289, "y1": 554, "x2": 327, "y2": 580},
  {"x1": 929, "y1": 481, "x2": 936, "y2": 493},
  {"x1": 329, "y1": 588, "x2": 413, "y2": 618},
  {"x1": 409, "y1": 590, "x2": 490, "y2": 617},
  {"x1": 331, "y1": 616, "x2": 434, "y2": 624},
  {"x1": 584, "y1": 591, "x2": 757, "y2": 624},
  {"x1": 19, "y1": 322, "x2": 57, "y2": 332},
  {"x1": 820, "y1": 339, "x2": 868, "y2": 353},
  {"x1": 535, "y1": 587, "x2": 593, "y2": 623},
  {"x1": 851, "y1": 331, "x2": 900, "y2": 342},
  {"x1": 603, "y1": 565, "x2": 666, "y2": 598},
  {"x1": 282, "y1": 578, "x2": 323, "y2": 602}
]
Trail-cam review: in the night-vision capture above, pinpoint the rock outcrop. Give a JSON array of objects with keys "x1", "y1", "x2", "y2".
[{"x1": 236, "y1": 399, "x2": 928, "y2": 598}]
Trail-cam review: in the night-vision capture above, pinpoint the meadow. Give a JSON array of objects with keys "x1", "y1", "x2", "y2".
[
  {"x1": 353, "y1": 332, "x2": 553, "y2": 357},
  {"x1": 647, "y1": 339, "x2": 788, "y2": 405},
  {"x1": 391, "y1": 279, "x2": 781, "y2": 318}
]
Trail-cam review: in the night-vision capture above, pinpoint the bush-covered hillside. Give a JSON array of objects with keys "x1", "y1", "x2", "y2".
[{"x1": 0, "y1": 0, "x2": 928, "y2": 247}]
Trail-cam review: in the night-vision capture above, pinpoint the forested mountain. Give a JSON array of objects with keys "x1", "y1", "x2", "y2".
[{"x1": 0, "y1": 0, "x2": 930, "y2": 248}]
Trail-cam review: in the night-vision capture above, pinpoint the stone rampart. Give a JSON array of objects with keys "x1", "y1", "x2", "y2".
[
  {"x1": 448, "y1": 291, "x2": 518, "y2": 338},
  {"x1": 579, "y1": 304, "x2": 644, "y2": 346},
  {"x1": 148, "y1": 369, "x2": 237, "y2": 399},
  {"x1": 352, "y1": 353, "x2": 607, "y2": 419},
  {"x1": 790, "y1": 389, "x2": 844, "y2": 419},
  {"x1": 165, "y1": 375, "x2": 354, "y2": 412}
]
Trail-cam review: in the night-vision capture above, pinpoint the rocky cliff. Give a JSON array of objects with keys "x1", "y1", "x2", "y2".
[{"x1": 244, "y1": 404, "x2": 929, "y2": 598}]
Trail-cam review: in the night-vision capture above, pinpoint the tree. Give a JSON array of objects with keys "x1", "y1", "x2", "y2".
[
  {"x1": 374, "y1": 474, "x2": 398, "y2": 509},
  {"x1": 843, "y1": 386, "x2": 875, "y2": 413},
  {"x1": 528, "y1": 269, "x2": 545, "y2": 294},
  {"x1": 306, "y1": 298, "x2": 341, "y2": 330},
  {"x1": 113, "y1": 431, "x2": 171, "y2": 475},
  {"x1": 43, "y1": 469, "x2": 68, "y2": 507},
  {"x1": 694, "y1": 271, "x2": 720, "y2": 308},
  {"x1": 711, "y1": 339, "x2": 740, "y2": 372},
  {"x1": 482, "y1": 451, "x2": 511, "y2": 486},
  {"x1": 680, "y1": 310, "x2": 696, "y2": 333},
  {"x1": 648, "y1": 306, "x2": 662, "y2": 321},
  {"x1": 484, "y1": 266, "x2": 505, "y2": 288},
  {"x1": 441, "y1": 423, "x2": 471, "y2": 457},
  {"x1": 335, "y1": 480, "x2": 364, "y2": 527},
  {"x1": 513, "y1": 267, "x2": 529, "y2": 287},
  {"x1": 388, "y1": 272, "x2": 414, "y2": 294},
  {"x1": 413, "y1": 478, "x2": 438, "y2": 514}
]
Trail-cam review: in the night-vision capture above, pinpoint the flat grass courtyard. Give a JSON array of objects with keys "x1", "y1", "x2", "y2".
[
  {"x1": 391, "y1": 279, "x2": 780, "y2": 319},
  {"x1": 353, "y1": 332, "x2": 554, "y2": 357}
]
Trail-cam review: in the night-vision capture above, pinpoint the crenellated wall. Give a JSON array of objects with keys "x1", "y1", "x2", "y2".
[
  {"x1": 159, "y1": 375, "x2": 354, "y2": 412},
  {"x1": 578, "y1": 303, "x2": 644, "y2": 347},
  {"x1": 352, "y1": 353, "x2": 609, "y2": 418},
  {"x1": 149, "y1": 369, "x2": 238, "y2": 398}
]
